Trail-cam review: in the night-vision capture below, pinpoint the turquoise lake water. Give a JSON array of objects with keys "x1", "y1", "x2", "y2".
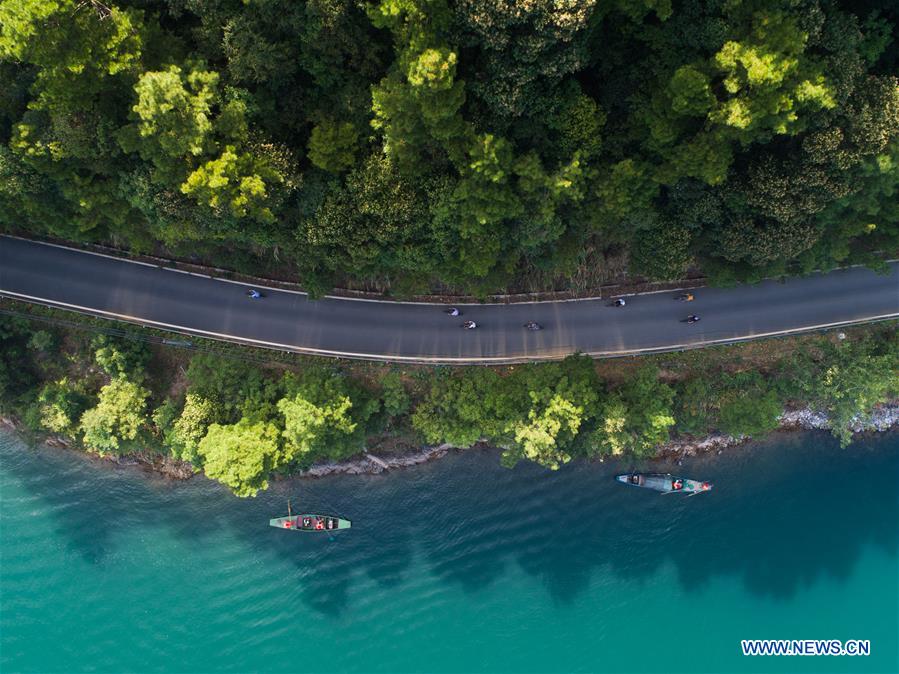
[{"x1": 1, "y1": 430, "x2": 897, "y2": 674}]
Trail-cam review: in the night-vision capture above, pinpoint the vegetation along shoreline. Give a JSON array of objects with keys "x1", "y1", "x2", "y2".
[
  {"x1": 3, "y1": 403, "x2": 898, "y2": 482},
  {"x1": 2, "y1": 300, "x2": 896, "y2": 495}
]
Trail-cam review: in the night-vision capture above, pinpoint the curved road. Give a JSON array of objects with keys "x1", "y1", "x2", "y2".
[{"x1": 1, "y1": 236, "x2": 897, "y2": 363}]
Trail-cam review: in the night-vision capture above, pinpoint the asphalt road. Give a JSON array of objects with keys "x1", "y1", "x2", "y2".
[{"x1": 1, "y1": 236, "x2": 897, "y2": 363}]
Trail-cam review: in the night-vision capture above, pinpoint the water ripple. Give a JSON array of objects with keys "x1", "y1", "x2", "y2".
[{"x1": 2, "y1": 432, "x2": 898, "y2": 673}]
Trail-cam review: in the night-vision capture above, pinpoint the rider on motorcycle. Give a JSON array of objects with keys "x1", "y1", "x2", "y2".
[{"x1": 462, "y1": 320, "x2": 477, "y2": 329}]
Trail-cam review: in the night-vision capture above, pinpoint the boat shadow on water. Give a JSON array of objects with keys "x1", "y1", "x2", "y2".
[{"x1": 3, "y1": 433, "x2": 898, "y2": 616}]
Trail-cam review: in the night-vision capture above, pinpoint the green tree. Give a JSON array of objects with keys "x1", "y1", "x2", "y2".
[
  {"x1": 592, "y1": 159, "x2": 659, "y2": 227},
  {"x1": 717, "y1": 373, "x2": 782, "y2": 437},
  {"x1": 808, "y1": 141, "x2": 899, "y2": 269},
  {"x1": 300, "y1": 0, "x2": 388, "y2": 130},
  {"x1": 198, "y1": 419, "x2": 282, "y2": 497},
  {"x1": 508, "y1": 394, "x2": 584, "y2": 470},
  {"x1": 79, "y1": 377, "x2": 149, "y2": 455},
  {"x1": 118, "y1": 64, "x2": 219, "y2": 183},
  {"x1": 513, "y1": 151, "x2": 585, "y2": 254},
  {"x1": 167, "y1": 393, "x2": 218, "y2": 464},
  {"x1": 369, "y1": 0, "x2": 466, "y2": 172},
  {"x1": 640, "y1": 2, "x2": 840, "y2": 191},
  {"x1": 36, "y1": 378, "x2": 89, "y2": 436},
  {"x1": 370, "y1": 71, "x2": 436, "y2": 173},
  {"x1": 92, "y1": 334, "x2": 150, "y2": 380},
  {"x1": 452, "y1": 0, "x2": 598, "y2": 123},
  {"x1": 184, "y1": 354, "x2": 267, "y2": 422},
  {"x1": 413, "y1": 355, "x2": 600, "y2": 469},
  {"x1": 0, "y1": 315, "x2": 39, "y2": 412},
  {"x1": 301, "y1": 152, "x2": 436, "y2": 280},
  {"x1": 630, "y1": 222, "x2": 694, "y2": 280},
  {"x1": 503, "y1": 357, "x2": 601, "y2": 469},
  {"x1": 674, "y1": 376, "x2": 715, "y2": 436},
  {"x1": 406, "y1": 47, "x2": 467, "y2": 147},
  {"x1": 26, "y1": 329, "x2": 55, "y2": 353},
  {"x1": 151, "y1": 397, "x2": 178, "y2": 437},
  {"x1": 0, "y1": 0, "x2": 144, "y2": 114},
  {"x1": 593, "y1": 367, "x2": 675, "y2": 457},
  {"x1": 446, "y1": 133, "x2": 522, "y2": 277},
  {"x1": 713, "y1": 215, "x2": 820, "y2": 268},
  {"x1": 380, "y1": 371, "x2": 411, "y2": 417},
  {"x1": 0, "y1": 0, "x2": 146, "y2": 238},
  {"x1": 308, "y1": 119, "x2": 359, "y2": 173},
  {"x1": 277, "y1": 368, "x2": 379, "y2": 464},
  {"x1": 181, "y1": 145, "x2": 282, "y2": 222},
  {"x1": 709, "y1": 10, "x2": 836, "y2": 142},
  {"x1": 547, "y1": 83, "x2": 605, "y2": 161},
  {"x1": 412, "y1": 368, "x2": 513, "y2": 447},
  {"x1": 119, "y1": 63, "x2": 287, "y2": 226},
  {"x1": 221, "y1": 3, "x2": 305, "y2": 89},
  {"x1": 0, "y1": 145, "x2": 72, "y2": 237},
  {"x1": 800, "y1": 338, "x2": 899, "y2": 446}
]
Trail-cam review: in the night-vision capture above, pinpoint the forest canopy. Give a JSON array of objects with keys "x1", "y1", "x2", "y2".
[{"x1": 1, "y1": 0, "x2": 897, "y2": 293}]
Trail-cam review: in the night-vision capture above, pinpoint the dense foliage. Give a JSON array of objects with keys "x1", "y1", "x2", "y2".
[
  {"x1": 2, "y1": 311, "x2": 896, "y2": 496},
  {"x1": 2, "y1": 0, "x2": 897, "y2": 293}
]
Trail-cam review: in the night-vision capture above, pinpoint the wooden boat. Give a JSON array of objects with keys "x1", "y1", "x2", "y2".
[
  {"x1": 270, "y1": 501, "x2": 351, "y2": 532},
  {"x1": 616, "y1": 473, "x2": 712, "y2": 494},
  {"x1": 270, "y1": 514, "x2": 352, "y2": 531}
]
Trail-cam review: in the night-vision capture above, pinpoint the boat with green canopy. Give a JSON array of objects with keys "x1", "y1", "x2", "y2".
[
  {"x1": 616, "y1": 473, "x2": 712, "y2": 495},
  {"x1": 270, "y1": 502, "x2": 352, "y2": 532}
]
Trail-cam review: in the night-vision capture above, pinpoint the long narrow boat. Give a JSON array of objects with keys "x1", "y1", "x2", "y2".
[
  {"x1": 270, "y1": 513, "x2": 352, "y2": 532},
  {"x1": 270, "y1": 501, "x2": 351, "y2": 532},
  {"x1": 616, "y1": 473, "x2": 712, "y2": 494}
]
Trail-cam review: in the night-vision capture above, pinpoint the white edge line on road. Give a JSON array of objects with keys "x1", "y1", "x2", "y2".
[
  {"x1": 2, "y1": 235, "x2": 161, "y2": 269},
  {"x1": 0, "y1": 234, "x2": 655, "y2": 304},
  {"x1": 2, "y1": 290, "x2": 897, "y2": 364},
  {"x1": 8, "y1": 234, "x2": 895, "y2": 307}
]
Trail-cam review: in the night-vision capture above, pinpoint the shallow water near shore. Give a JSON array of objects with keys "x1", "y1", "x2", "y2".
[{"x1": 2, "y1": 430, "x2": 897, "y2": 674}]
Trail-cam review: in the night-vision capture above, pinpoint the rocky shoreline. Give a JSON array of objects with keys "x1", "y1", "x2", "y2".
[
  {"x1": 779, "y1": 404, "x2": 899, "y2": 433},
  {"x1": 3, "y1": 402, "x2": 897, "y2": 481},
  {"x1": 656, "y1": 403, "x2": 899, "y2": 460},
  {"x1": 0, "y1": 416, "x2": 195, "y2": 479},
  {"x1": 299, "y1": 402, "x2": 899, "y2": 476},
  {"x1": 299, "y1": 445, "x2": 458, "y2": 477}
]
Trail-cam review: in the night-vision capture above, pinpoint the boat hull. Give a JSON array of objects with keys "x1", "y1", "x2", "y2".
[
  {"x1": 616, "y1": 473, "x2": 712, "y2": 494},
  {"x1": 269, "y1": 514, "x2": 352, "y2": 532}
]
